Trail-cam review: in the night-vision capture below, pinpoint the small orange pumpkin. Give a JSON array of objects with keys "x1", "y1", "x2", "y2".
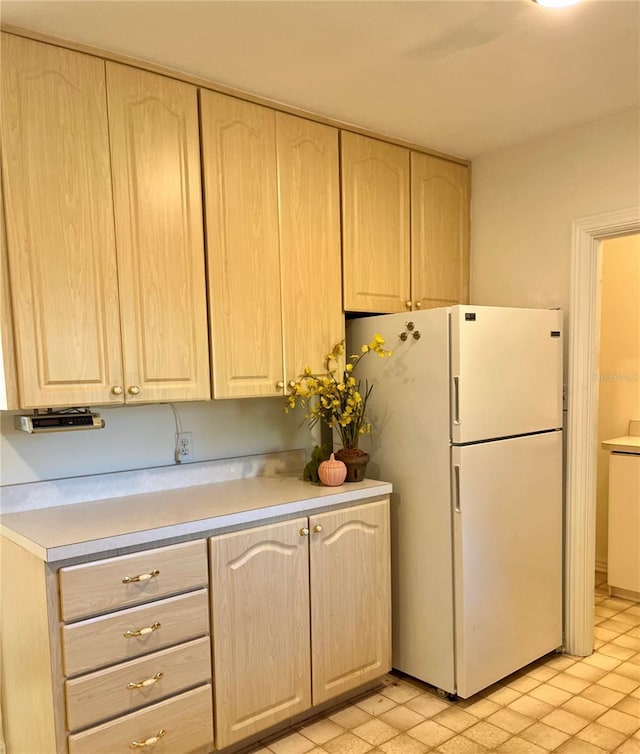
[{"x1": 318, "y1": 453, "x2": 347, "y2": 487}]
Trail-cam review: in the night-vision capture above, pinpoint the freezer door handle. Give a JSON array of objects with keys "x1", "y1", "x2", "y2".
[
  {"x1": 453, "y1": 464, "x2": 461, "y2": 513},
  {"x1": 453, "y1": 376, "x2": 460, "y2": 425}
]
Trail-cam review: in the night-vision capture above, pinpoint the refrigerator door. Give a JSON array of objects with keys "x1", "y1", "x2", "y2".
[
  {"x1": 451, "y1": 305, "x2": 563, "y2": 444},
  {"x1": 451, "y1": 430, "x2": 563, "y2": 698}
]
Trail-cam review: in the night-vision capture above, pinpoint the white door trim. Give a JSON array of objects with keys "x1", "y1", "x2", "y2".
[{"x1": 566, "y1": 206, "x2": 640, "y2": 656}]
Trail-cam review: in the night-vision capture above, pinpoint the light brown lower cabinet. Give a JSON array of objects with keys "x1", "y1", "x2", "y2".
[{"x1": 210, "y1": 499, "x2": 391, "y2": 749}]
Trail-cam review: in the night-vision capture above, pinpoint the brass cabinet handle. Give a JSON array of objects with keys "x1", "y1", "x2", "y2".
[
  {"x1": 123, "y1": 569, "x2": 160, "y2": 584},
  {"x1": 415, "y1": 301, "x2": 422, "y2": 309},
  {"x1": 130, "y1": 729, "x2": 166, "y2": 748},
  {"x1": 405, "y1": 300, "x2": 412, "y2": 309},
  {"x1": 111, "y1": 385, "x2": 124, "y2": 395},
  {"x1": 300, "y1": 527, "x2": 310, "y2": 537},
  {"x1": 128, "y1": 385, "x2": 141, "y2": 395},
  {"x1": 127, "y1": 672, "x2": 164, "y2": 690},
  {"x1": 123, "y1": 622, "x2": 161, "y2": 638},
  {"x1": 313, "y1": 524, "x2": 323, "y2": 533},
  {"x1": 275, "y1": 381, "x2": 284, "y2": 390},
  {"x1": 288, "y1": 380, "x2": 296, "y2": 388}
]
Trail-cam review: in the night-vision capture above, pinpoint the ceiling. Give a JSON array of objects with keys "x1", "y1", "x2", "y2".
[{"x1": 1, "y1": 0, "x2": 638, "y2": 159}]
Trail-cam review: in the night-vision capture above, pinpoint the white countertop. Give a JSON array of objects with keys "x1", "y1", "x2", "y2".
[
  {"x1": 601, "y1": 436, "x2": 640, "y2": 455},
  {"x1": 0, "y1": 476, "x2": 392, "y2": 563}
]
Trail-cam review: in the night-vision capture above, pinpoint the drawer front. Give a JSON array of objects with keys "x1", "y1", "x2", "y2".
[
  {"x1": 62, "y1": 589, "x2": 209, "y2": 677},
  {"x1": 59, "y1": 540, "x2": 208, "y2": 621},
  {"x1": 68, "y1": 684, "x2": 214, "y2": 754},
  {"x1": 65, "y1": 636, "x2": 212, "y2": 731}
]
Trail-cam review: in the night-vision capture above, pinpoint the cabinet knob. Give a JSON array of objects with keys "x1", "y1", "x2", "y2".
[
  {"x1": 300, "y1": 527, "x2": 310, "y2": 537},
  {"x1": 415, "y1": 301, "x2": 422, "y2": 309},
  {"x1": 405, "y1": 300, "x2": 413, "y2": 309},
  {"x1": 288, "y1": 380, "x2": 296, "y2": 388},
  {"x1": 128, "y1": 385, "x2": 141, "y2": 396},
  {"x1": 276, "y1": 381, "x2": 285, "y2": 390},
  {"x1": 111, "y1": 385, "x2": 124, "y2": 395},
  {"x1": 313, "y1": 524, "x2": 323, "y2": 533}
]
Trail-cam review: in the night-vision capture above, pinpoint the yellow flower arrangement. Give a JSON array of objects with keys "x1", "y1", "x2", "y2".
[{"x1": 285, "y1": 334, "x2": 392, "y2": 451}]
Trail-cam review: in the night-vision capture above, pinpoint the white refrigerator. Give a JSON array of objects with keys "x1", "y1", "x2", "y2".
[{"x1": 348, "y1": 305, "x2": 563, "y2": 699}]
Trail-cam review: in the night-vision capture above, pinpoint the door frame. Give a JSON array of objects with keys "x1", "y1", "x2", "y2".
[{"x1": 565, "y1": 206, "x2": 640, "y2": 656}]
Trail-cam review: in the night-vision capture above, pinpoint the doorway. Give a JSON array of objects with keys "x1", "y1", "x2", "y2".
[{"x1": 566, "y1": 207, "x2": 640, "y2": 657}]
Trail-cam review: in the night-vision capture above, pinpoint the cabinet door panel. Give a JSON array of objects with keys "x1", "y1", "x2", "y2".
[
  {"x1": 341, "y1": 132, "x2": 410, "y2": 313},
  {"x1": 106, "y1": 63, "x2": 210, "y2": 403},
  {"x1": 310, "y1": 499, "x2": 391, "y2": 704},
  {"x1": 1, "y1": 34, "x2": 123, "y2": 407},
  {"x1": 277, "y1": 114, "x2": 344, "y2": 383},
  {"x1": 200, "y1": 91, "x2": 283, "y2": 398},
  {"x1": 411, "y1": 153, "x2": 470, "y2": 309},
  {"x1": 210, "y1": 519, "x2": 311, "y2": 748}
]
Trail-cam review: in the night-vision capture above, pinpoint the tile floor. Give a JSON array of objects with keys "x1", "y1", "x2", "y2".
[{"x1": 241, "y1": 574, "x2": 640, "y2": 754}]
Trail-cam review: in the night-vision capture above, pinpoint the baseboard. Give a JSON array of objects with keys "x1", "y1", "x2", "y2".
[{"x1": 595, "y1": 559, "x2": 608, "y2": 575}]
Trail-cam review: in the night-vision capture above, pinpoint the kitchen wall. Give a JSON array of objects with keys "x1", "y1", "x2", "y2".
[
  {"x1": 595, "y1": 234, "x2": 640, "y2": 570},
  {"x1": 0, "y1": 399, "x2": 314, "y2": 487}
]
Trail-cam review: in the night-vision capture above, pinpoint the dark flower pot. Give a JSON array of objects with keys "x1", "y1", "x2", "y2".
[{"x1": 335, "y1": 448, "x2": 370, "y2": 483}]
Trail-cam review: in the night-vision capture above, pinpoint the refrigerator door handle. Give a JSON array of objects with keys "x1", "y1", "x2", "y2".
[
  {"x1": 453, "y1": 464, "x2": 461, "y2": 513},
  {"x1": 453, "y1": 376, "x2": 460, "y2": 425}
]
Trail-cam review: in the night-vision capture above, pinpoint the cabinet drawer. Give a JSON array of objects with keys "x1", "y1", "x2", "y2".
[
  {"x1": 65, "y1": 636, "x2": 212, "y2": 731},
  {"x1": 68, "y1": 684, "x2": 213, "y2": 754},
  {"x1": 62, "y1": 589, "x2": 209, "y2": 677},
  {"x1": 59, "y1": 540, "x2": 208, "y2": 621}
]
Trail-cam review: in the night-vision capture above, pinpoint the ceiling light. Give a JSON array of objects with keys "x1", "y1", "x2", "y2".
[{"x1": 533, "y1": 0, "x2": 583, "y2": 7}]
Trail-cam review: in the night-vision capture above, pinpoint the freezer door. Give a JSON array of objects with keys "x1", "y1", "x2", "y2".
[
  {"x1": 451, "y1": 431, "x2": 563, "y2": 698},
  {"x1": 451, "y1": 305, "x2": 563, "y2": 444}
]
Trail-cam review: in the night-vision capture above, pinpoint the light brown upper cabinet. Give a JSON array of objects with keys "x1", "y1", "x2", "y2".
[
  {"x1": 411, "y1": 152, "x2": 470, "y2": 310},
  {"x1": 341, "y1": 132, "x2": 411, "y2": 313},
  {"x1": 342, "y1": 132, "x2": 470, "y2": 314},
  {"x1": 200, "y1": 92, "x2": 343, "y2": 398},
  {"x1": 0, "y1": 35, "x2": 210, "y2": 408}
]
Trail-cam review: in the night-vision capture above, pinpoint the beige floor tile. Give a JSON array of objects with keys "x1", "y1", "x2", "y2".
[
  {"x1": 508, "y1": 694, "x2": 555, "y2": 720},
  {"x1": 379, "y1": 733, "x2": 429, "y2": 753},
  {"x1": 328, "y1": 705, "x2": 373, "y2": 730},
  {"x1": 613, "y1": 635, "x2": 640, "y2": 651},
  {"x1": 436, "y1": 735, "x2": 492, "y2": 753},
  {"x1": 323, "y1": 732, "x2": 373, "y2": 754},
  {"x1": 505, "y1": 675, "x2": 543, "y2": 694},
  {"x1": 486, "y1": 707, "x2": 535, "y2": 734},
  {"x1": 614, "y1": 739, "x2": 640, "y2": 753},
  {"x1": 352, "y1": 719, "x2": 398, "y2": 747},
  {"x1": 632, "y1": 686, "x2": 640, "y2": 699},
  {"x1": 595, "y1": 708, "x2": 640, "y2": 735},
  {"x1": 540, "y1": 709, "x2": 590, "y2": 735},
  {"x1": 378, "y1": 705, "x2": 425, "y2": 732},
  {"x1": 598, "y1": 672, "x2": 640, "y2": 694},
  {"x1": 456, "y1": 697, "x2": 502, "y2": 719},
  {"x1": 520, "y1": 720, "x2": 571, "y2": 750},
  {"x1": 404, "y1": 693, "x2": 451, "y2": 718},
  {"x1": 548, "y1": 672, "x2": 592, "y2": 694},
  {"x1": 544, "y1": 655, "x2": 578, "y2": 672},
  {"x1": 379, "y1": 681, "x2": 423, "y2": 704},
  {"x1": 615, "y1": 661, "x2": 640, "y2": 682},
  {"x1": 565, "y1": 662, "x2": 608, "y2": 682},
  {"x1": 462, "y1": 720, "x2": 512, "y2": 748},
  {"x1": 575, "y1": 721, "x2": 627, "y2": 749},
  {"x1": 627, "y1": 653, "x2": 640, "y2": 666},
  {"x1": 613, "y1": 695, "x2": 640, "y2": 716},
  {"x1": 615, "y1": 611, "x2": 640, "y2": 627},
  {"x1": 495, "y1": 737, "x2": 547, "y2": 754},
  {"x1": 582, "y1": 652, "x2": 623, "y2": 671},
  {"x1": 407, "y1": 719, "x2": 456, "y2": 747},
  {"x1": 553, "y1": 740, "x2": 607, "y2": 753},
  {"x1": 298, "y1": 719, "x2": 344, "y2": 745},
  {"x1": 594, "y1": 606, "x2": 618, "y2": 619},
  {"x1": 626, "y1": 605, "x2": 640, "y2": 617},
  {"x1": 598, "y1": 619, "x2": 634, "y2": 634},
  {"x1": 600, "y1": 598, "x2": 635, "y2": 611},
  {"x1": 433, "y1": 707, "x2": 480, "y2": 733},
  {"x1": 580, "y1": 683, "x2": 626, "y2": 707},
  {"x1": 560, "y1": 696, "x2": 608, "y2": 721},
  {"x1": 267, "y1": 731, "x2": 316, "y2": 754},
  {"x1": 524, "y1": 665, "x2": 558, "y2": 683},
  {"x1": 529, "y1": 683, "x2": 574, "y2": 706},
  {"x1": 626, "y1": 626, "x2": 640, "y2": 638},
  {"x1": 483, "y1": 685, "x2": 522, "y2": 705},
  {"x1": 594, "y1": 626, "x2": 620, "y2": 642},
  {"x1": 355, "y1": 694, "x2": 398, "y2": 717},
  {"x1": 599, "y1": 643, "x2": 637, "y2": 661}
]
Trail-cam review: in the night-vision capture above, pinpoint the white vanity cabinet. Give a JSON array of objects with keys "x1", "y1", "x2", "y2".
[{"x1": 607, "y1": 451, "x2": 640, "y2": 599}]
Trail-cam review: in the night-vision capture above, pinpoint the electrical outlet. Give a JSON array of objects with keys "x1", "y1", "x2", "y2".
[{"x1": 176, "y1": 432, "x2": 193, "y2": 462}]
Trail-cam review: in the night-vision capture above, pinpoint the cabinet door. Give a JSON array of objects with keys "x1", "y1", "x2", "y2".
[
  {"x1": 310, "y1": 499, "x2": 391, "y2": 704},
  {"x1": 341, "y1": 132, "x2": 410, "y2": 313},
  {"x1": 411, "y1": 153, "x2": 470, "y2": 310},
  {"x1": 106, "y1": 63, "x2": 210, "y2": 403},
  {"x1": 200, "y1": 91, "x2": 283, "y2": 398},
  {"x1": 1, "y1": 34, "x2": 123, "y2": 408},
  {"x1": 209, "y1": 519, "x2": 311, "y2": 748},
  {"x1": 277, "y1": 113, "x2": 344, "y2": 384}
]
